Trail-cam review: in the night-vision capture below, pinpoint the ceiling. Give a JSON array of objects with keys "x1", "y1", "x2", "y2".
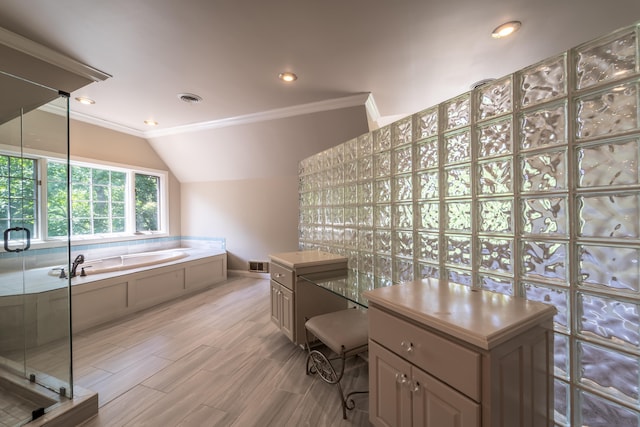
[{"x1": 0, "y1": 1, "x2": 639, "y2": 138}]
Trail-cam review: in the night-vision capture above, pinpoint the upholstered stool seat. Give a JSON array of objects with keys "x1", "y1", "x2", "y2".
[{"x1": 304, "y1": 308, "x2": 368, "y2": 419}]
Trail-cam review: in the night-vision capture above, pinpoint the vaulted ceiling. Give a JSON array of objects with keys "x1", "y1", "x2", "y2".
[{"x1": 1, "y1": 2, "x2": 639, "y2": 182}]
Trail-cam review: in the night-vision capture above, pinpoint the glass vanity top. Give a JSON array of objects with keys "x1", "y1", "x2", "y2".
[{"x1": 298, "y1": 269, "x2": 395, "y2": 308}]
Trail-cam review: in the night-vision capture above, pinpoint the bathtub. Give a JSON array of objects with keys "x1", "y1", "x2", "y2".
[{"x1": 50, "y1": 249, "x2": 190, "y2": 276}]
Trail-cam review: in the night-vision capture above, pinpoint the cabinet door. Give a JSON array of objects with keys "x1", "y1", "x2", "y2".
[
  {"x1": 411, "y1": 366, "x2": 480, "y2": 427},
  {"x1": 280, "y1": 286, "x2": 294, "y2": 341},
  {"x1": 369, "y1": 340, "x2": 412, "y2": 427},
  {"x1": 270, "y1": 280, "x2": 281, "y2": 328}
]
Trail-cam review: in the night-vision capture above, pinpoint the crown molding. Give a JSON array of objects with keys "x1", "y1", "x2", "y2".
[{"x1": 0, "y1": 27, "x2": 111, "y2": 83}]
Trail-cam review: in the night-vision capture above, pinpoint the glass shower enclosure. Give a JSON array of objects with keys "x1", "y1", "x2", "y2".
[{"x1": 0, "y1": 70, "x2": 72, "y2": 426}]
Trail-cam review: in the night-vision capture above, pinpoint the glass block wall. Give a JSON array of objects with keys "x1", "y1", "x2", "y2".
[{"x1": 298, "y1": 23, "x2": 640, "y2": 426}]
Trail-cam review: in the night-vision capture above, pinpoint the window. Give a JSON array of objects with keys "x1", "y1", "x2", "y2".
[
  {"x1": 1, "y1": 154, "x2": 167, "y2": 241},
  {"x1": 0, "y1": 155, "x2": 37, "y2": 236}
]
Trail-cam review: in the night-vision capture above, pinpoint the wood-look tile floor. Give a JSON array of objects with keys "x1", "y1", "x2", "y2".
[{"x1": 75, "y1": 277, "x2": 372, "y2": 427}]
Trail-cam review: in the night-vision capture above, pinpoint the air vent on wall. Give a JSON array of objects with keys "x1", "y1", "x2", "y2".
[{"x1": 249, "y1": 261, "x2": 269, "y2": 273}]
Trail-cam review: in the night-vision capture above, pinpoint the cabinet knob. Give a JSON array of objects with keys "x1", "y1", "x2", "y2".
[
  {"x1": 274, "y1": 273, "x2": 284, "y2": 278},
  {"x1": 395, "y1": 373, "x2": 409, "y2": 386},
  {"x1": 411, "y1": 380, "x2": 421, "y2": 393},
  {"x1": 400, "y1": 340, "x2": 414, "y2": 353}
]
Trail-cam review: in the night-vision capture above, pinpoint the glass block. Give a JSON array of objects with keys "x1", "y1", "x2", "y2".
[
  {"x1": 578, "y1": 137, "x2": 639, "y2": 188},
  {"x1": 576, "y1": 81, "x2": 638, "y2": 140},
  {"x1": 554, "y1": 379, "x2": 570, "y2": 425},
  {"x1": 374, "y1": 150, "x2": 391, "y2": 178},
  {"x1": 415, "y1": 107, "x2": 438, "y2": 139},
  {"x1": 393, "y1": 230, "x2": 414, "y2": 258},
  {"x1": 578, "y1": 292, "x2": 639, "y2": 348},
  {"x1": 375, "y1": 230, "x2": 391, "y2": 254},
  {"x1": 393, "y1": 203, "x2": 413, "y2": 229},
  {"x1": 358, "y1": 205, "x2": 373, "y2": 228},
  {"x1": 578, "y1": 340, "x2": 639, "y2": 403},
  {"x1": 445, "y1": 129, "x2": 471, "y2": 165},
  {"x1": 358, "y1": 181, "x2": 373, "y2": 204},
  {"x1": 417, "y1": 171, "x2": 439, "y2": 200},
  {"x1": 331, "y1": 186, "x2": 344, "y2": 206},
  {"x1": 375, "y1": 255, "x2": 392, "y2": 279},
  {"x1": 357, "y1": 133, "x2": 372, "y2": 158},
  {"x1": 344, "y1": 207, "x2": 357, "y2": 227},
  {"x1": 578, "y1": 192, "x2": 639, "y2": 238},
  {"x1": 321, "y1": 149, "x2": 332, "y2": 170},
  {"x1": 343, "y1": 228, "x2": 357, "y2": 249},
  {"x1": 358, "y1": 229, "x2": 373, "y2": 252},
  {"x1": 553, "y1": 334, "x2": 570, "y2": 379},
  {"x1": 479, "y1": 275, "x2": 513, "y2": 295},
  {"x1": 578, "y1": 388, "x2": 640, "y2": 427},
  {"x1": 344, "y1": 138, "x2": 358, "y2": 162},
  {"x1": 579, "y1": 244, "x2": 640, "y2": 293},
  {"x1": 394, "y1": 146, "x2": 413, "y2": 174},
  {"x1": 419, "y1": 263, "x2": 440, "y2": 280},
  {"x1": 522, "y1": 196, "x2": 568, "y2": 235},
  {"x1": 478, "y1": 118, "x2": 512, "y2": 158},
  {"x1": 375, "y1": 204, "x2": 391, "y2": 229},
  {"x1": 524, "y1": 282, "x2": 569, "y2": 330},
  {"x1": 447, "y1": 268, "x2": 472, "y2": 286},
  {"x1": 521, "y1": 149, "x2": 567, "y2": 192},
  {"x1": 374, "y1": 179, "x2": 391, "y2": 203},
  {"x1": 344, "y1": 160, "x2": 357, "y2": 183},
  {"x1": 358, "y1": 156, "x2": 373, "y2": 181},
  {"x1": 332, "y1": 226, "x2": 344, "y2": 246},
  {"x1": 446, "y1": 235, "x2": 472, "y2": 267},
  {"x1": 522, "y1": 240, "x2": 567, "y2": 282},
  {"x1": 393, "y1": 258, "x2": 414, "y2": 283},
  {"x1": 345, "y1": 249, "x2": 359, "y2": 270},
  {"x1": 445, "y1": 94, "x2": 470, "y2": 130},
  {"x1": 446, "y1": 201, "x2": 471, "y2": 231},
  {"x1": 392, "y1": 117, "x2": 412, "y2": 147},
  {"x1": 393, "y1": 174, "x2": 413, "y2": 201},
  {"x1": 344, "y1": 183, "x2": 357, "y2": 205},
  {"x1": 321, "y1": 207, "x2": 331, "y2": 224},
  {"x1": 477, "y1": 77, "x2": 512, "y2": 120},
  {"x1": 479, "y1": 237, "x2": 513, "y2": 273},
  {"x1": 445, "y1": 166, "x2": 471, "y2": 197},
  {"x1": 576, "y1": 29, "x2": 637, "y2": 90},
  {"x1": 332, "y1": 207, "x2": 344, "y2": 225},
  {"x1": 520, "y1": 102, "x2": 567, "y2": 149},
  {"x1": 359, "y1": 252, "x2": 374, "y2": 276},
  {"x1": 520, "y1": 54, "x2": 567, "y2": 107},
  {"x1": 416, "y1": 137, "x2": 439, "y2": 170},
  {"x1": 478, "y1": 159, "x2": 512, "y2": 195},
  {"x1": 332, "y1": 144, "x2": 344, "y2": 167},
  {"x1": 418, "y1": 202, "x2": 439, "y2": 230},
  {"x1": 418, "y1": 231, "x2": 439, "y2": 262},
  {"x1": 478, "y1": 199, "x2": 513, "y2": 233},
  {"x1": 374, "y1": 126, "x2": 391, "y2": 152}
]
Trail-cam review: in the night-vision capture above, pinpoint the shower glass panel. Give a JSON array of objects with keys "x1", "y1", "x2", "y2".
[{"x1": 0, "y1": 70, "x2": 72, "y2": 425}]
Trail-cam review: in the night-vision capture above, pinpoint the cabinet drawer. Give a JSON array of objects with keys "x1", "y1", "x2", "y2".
[
  {"x1": 270, "y1": 262, "x2": 294, "y2": 290},
  {"x1": 369, "y1": 306, "x2": 481, "y2": 402}
]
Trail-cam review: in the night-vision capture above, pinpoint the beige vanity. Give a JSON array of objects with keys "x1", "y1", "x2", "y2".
[
  {"x1": 364, "y1": 279, "x2": 556, "y2": 427},
  {"x1": 269, "y1": 250, "x2": 349, "y2": 346}
]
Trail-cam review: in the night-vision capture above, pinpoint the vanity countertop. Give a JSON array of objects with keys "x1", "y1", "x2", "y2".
[
  {"x1": 364, "y1": 278, "x2": 556, "y2": 350},
  {"x1": 269, "y1": 250, "x2": 348, "y2": 269}
]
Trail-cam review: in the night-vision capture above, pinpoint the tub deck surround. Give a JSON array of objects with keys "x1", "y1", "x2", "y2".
[{"x1": 364, "y1": 278, "x2": 556, "y2": 350}]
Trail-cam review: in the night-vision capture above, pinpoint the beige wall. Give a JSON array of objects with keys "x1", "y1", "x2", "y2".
[
  {"x1": 70, "y1": 120, "x2": 182, "y2": 236},
  {"x1": 158, "y1": 106, "x2": 369, "y2": 271}
]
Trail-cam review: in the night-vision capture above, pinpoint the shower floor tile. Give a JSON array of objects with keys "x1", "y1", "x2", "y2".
[{"x1": 0, "y1": 382, "x2": 41, "y2": 427}]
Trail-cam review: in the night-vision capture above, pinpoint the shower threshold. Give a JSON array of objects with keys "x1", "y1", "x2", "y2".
[{"x1": 0, "y1": 372, "x2": 97, "y2": 427}]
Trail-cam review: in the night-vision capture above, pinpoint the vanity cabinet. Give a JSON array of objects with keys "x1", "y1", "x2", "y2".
[
  {"x1": 269, "y1": 251, "x2": 348, "y2": 346},
  {"x1": 364, "y1": 279, "x2": 556, "y2": 427}
]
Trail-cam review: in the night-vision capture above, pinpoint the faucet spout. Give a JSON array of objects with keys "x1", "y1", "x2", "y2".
[{"x1": 71, "y1": 254, "x2": 85, "y2": 277}]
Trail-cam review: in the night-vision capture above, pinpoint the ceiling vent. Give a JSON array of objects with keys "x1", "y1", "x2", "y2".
[
  {"x1": 470, "y1": 78, "x2": 495, "y2": 90},
  {"x1": 178, "y1": 93, "x2": 203, "y2": 104}
]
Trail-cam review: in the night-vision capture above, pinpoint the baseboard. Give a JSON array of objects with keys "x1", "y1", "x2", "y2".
[{"x1": 228, "y1": 269, "x2": 269, "y2": 280}]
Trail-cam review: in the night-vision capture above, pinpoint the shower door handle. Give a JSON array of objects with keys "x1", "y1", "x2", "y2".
[{"x1": 3, "y1": 227, "x2": 31, "y2": 253}]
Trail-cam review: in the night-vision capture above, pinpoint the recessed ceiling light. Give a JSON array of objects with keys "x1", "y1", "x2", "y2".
[
  {"x1": 144, "y1": 120, "x2": 158, "y2": 126},
  {"x1": 491, "y1": 21, "x2": 521, "y2": 39},
  {"x1": 75, "y1": 96, "x2": 95, "y2": 105},
  {"x1": 178, "y1": 93, "x2": 203, "y2": 104},
  {"x1": 278, "y1": 72, "x2": 297, "y2": 82}
]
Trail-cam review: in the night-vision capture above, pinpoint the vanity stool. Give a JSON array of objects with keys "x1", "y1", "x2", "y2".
[{"x1": 304, "y1": 308, "x2": 369, "y2": 419}]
